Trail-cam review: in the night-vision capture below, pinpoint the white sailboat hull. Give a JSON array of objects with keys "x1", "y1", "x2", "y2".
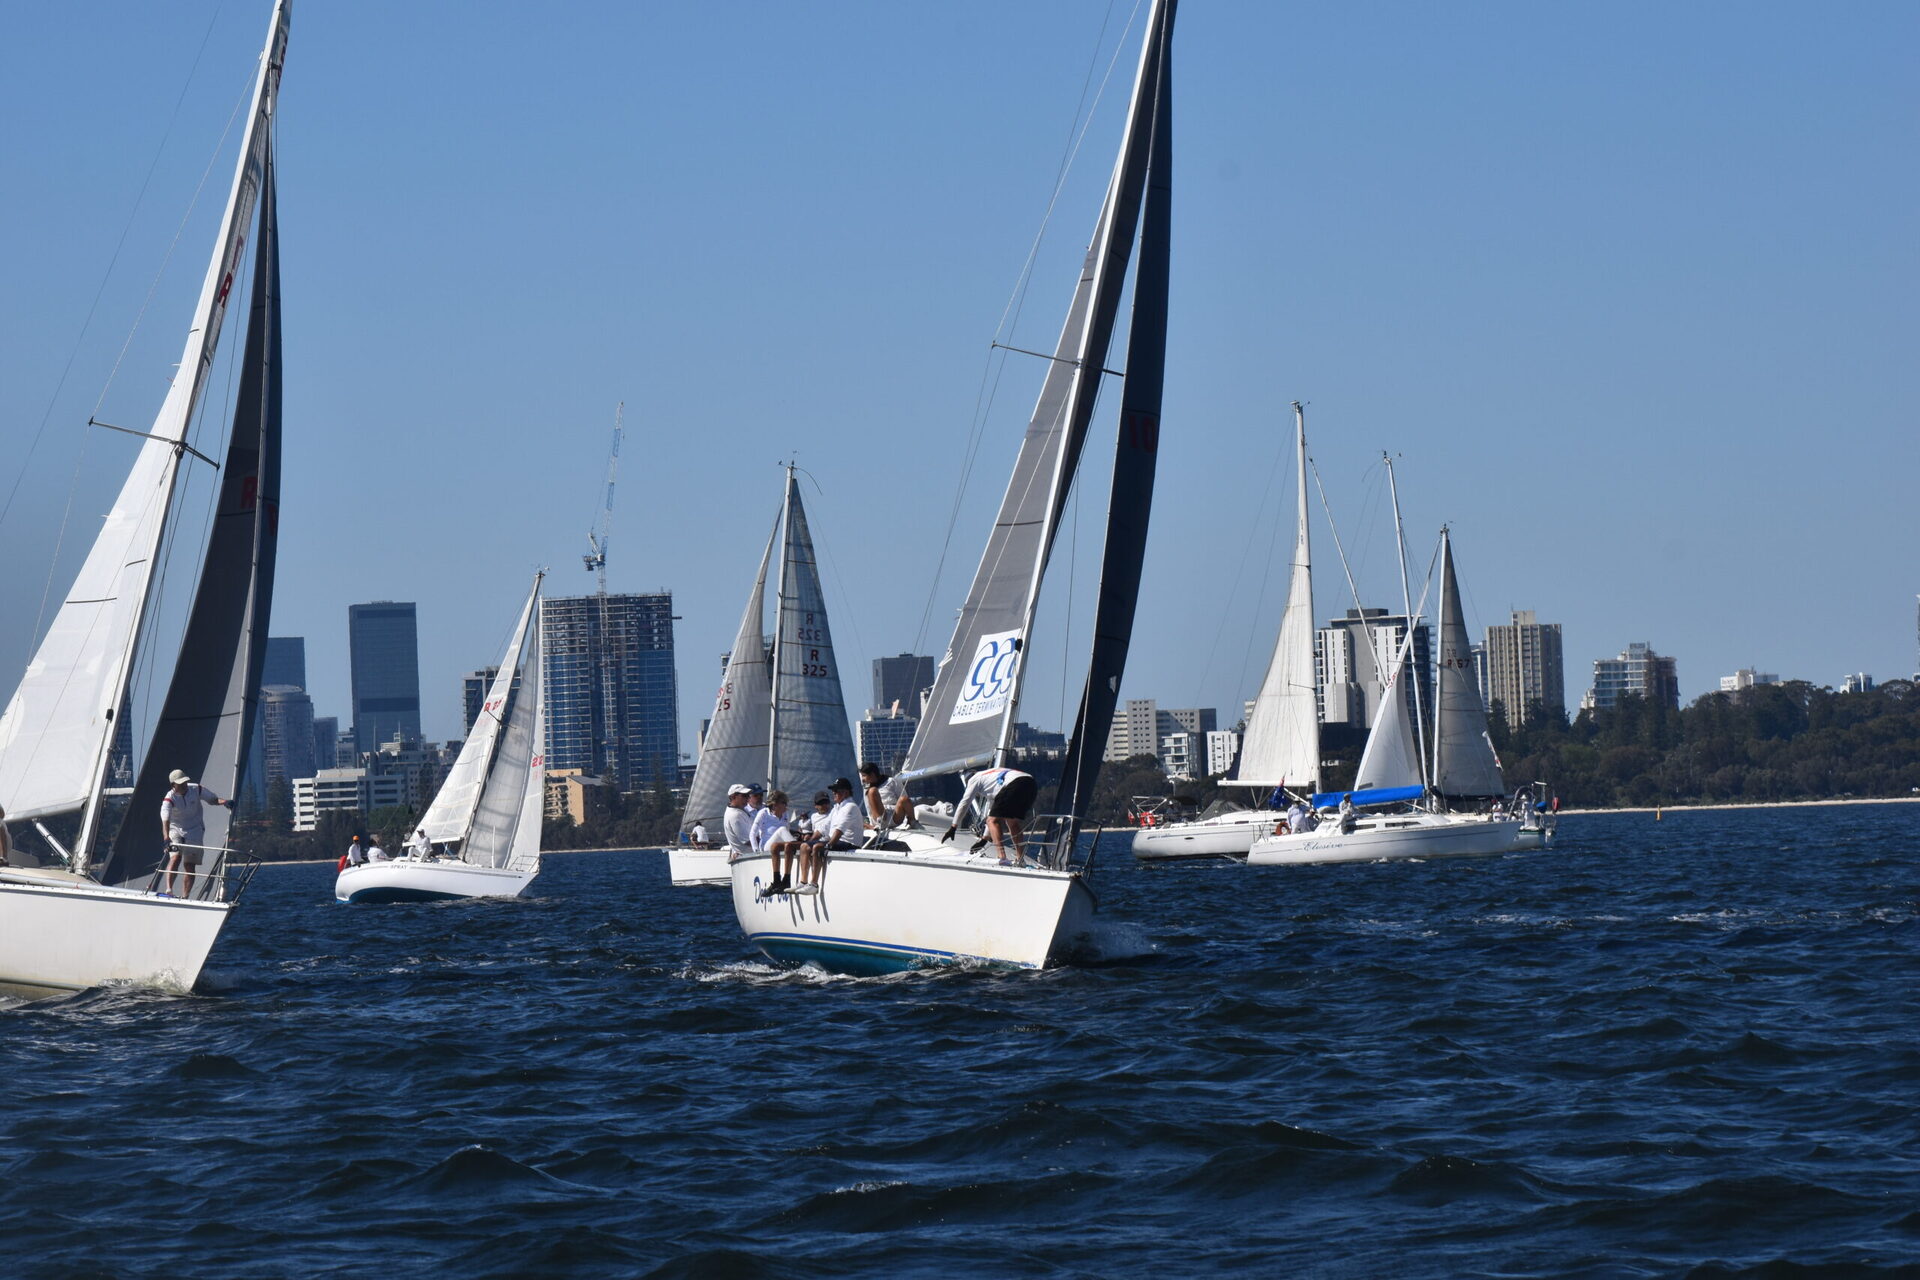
[
  {"x1": 1246, "y1": 813, "x2": 1525, "y2": 866},
  {"x1": 667, "y1": 846, "x2": 731, "y2": 887},
  {"x1": 334, "y1": 858, "x2": 536, "y2": 904},
  {"x1": 0, "y1": 875, "x2": 229, "y2": 998},
  {"x1": 729, "y1": 836, "x2": 1095, "y2": 973},
  {"x1": 1131, "y1": 807, "x2": 1276, "y2": 860}
]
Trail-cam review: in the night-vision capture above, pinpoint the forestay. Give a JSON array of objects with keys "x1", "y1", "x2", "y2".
[
  {"x1": 1430, "y1": 529, "x2": 1504, "y2": 798},
  {"x1": 681, "y1": 519, "x2": 777, "y2": 832},
  {"x1": 770, "y1": 473, "x2": 855, "y2": 799},
  {"x1": 0, "y1": 0, "x2": 288, "y2": 840}
]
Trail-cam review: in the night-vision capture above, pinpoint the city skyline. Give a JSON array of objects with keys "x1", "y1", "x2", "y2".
[{"x1": 1, "y1": 2, "x2": 1912, "y2": 758}]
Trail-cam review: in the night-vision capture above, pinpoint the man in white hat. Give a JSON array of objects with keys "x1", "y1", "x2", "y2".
[
  {"x1": 723, "y1": 784, "x2": 756, "y2": 865},
  {"x1": 159, "y1": 769, "x2": 230, "y2": 899}
]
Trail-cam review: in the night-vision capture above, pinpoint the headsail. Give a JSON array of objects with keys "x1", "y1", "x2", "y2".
[
  {"x1": 905, "y1": 0, "x2": 1178, "y2": 784},
  {"x1": 0, "y1": 0, "x2": 289, "y2": 849},
  {"x1": 1228, "y1": 402, "x2": 1319, "y2": 793},
  {"x1": 1430, "y1": 529, "x2": 1504, "y2": 798},
  {"x1": 682, "y1": 517, "x2": 777, "y2": 831},
  {"x1": 1353, "y1": 627, "x2": 1425, "y2": 794},
  {"x1": 419, "y1": 575, "x2": 541, "y2": 849},
  {"x1": 99, "y1": 148, "x2": 285, "y2": 888},
  {"x1": 466, "y1": 581, "x2": 545, "y2": 870},
  {"x1": 769, "y1": 471, "x2": 855, "y2": 799}
]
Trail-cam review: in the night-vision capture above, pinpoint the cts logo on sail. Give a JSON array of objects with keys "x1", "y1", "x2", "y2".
[{"x1": 948, "y1": 629, "x2": 1021, "y2": 725}]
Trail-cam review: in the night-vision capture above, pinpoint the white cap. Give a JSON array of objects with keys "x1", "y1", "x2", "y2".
[{"x1": 727, "y1": 783, "x2": 752, "y2": 796}]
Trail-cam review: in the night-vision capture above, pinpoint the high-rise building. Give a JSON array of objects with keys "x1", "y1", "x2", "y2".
[
  {"x1": 1484, "y1": 610, "x2": 1564, "y2": 729},
  {"x1": 1316, "y1": 608, "x2": 1431, "y2": 728},
  {"x1": 1103, "y1": 699, "x2": 1218, "y2": 763},
  {"x1": 1160, "y1": 731, "x2": 1204, "y2": 780},
  {"x1": 263, "y1": 636, "x2": 307, "y2": 691},
  {"x1": 542, "y1": 592, "x2": 679, "y2": 792},
  {"x1": 1841, "y1": 672, "x2": 1875, "y2": 694},
  {"x1": 856, "y1": 709, "x2": 919, "y2": 773},
  {"x1": 1583, "y1": 642, "x2": 1679, "y2": 712},
  {"x1": 348, "y1": 602, "x2": 421, "y2": 752},
  {"x1": 1718, "y1": 668, "x2": 1778, "y2": 694},
  {"x1": 871, "y1": 653, "x2": 935, "y2": 717},
  {"x1": 461, "y1": 665, "x2": 521, "y2": 734},
  {"x1": 1205, "y1": 729, "x2": 1241, "y2": 776},
  {"x1": 259, "y1": 685, "x2": 317, "y2": 790},
  {"x1": 311, "y1": 716, "x2": 338, "y2": 772}
]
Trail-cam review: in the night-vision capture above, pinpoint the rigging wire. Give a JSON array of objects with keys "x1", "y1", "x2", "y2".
[
  {"x1": 909, "y1": 0, "x2": 1143, "y2": 661},
  {"x1": 1189, "y1": 428, "x2": 1283, "y2": 713}
]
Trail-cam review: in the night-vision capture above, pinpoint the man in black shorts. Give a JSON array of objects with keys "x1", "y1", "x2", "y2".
[{"x1": 942, "y1": 765, "x2": 1037, "y2": 866}]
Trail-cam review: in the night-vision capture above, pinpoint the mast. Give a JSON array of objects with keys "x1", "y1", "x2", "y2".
[
  {"x1": 1381, "y1": 452, "x2": 1430, "y2": 792},
  {"x1": 902, "y1": 0, "x2": 1177, "y2": 783},
  {"x1": 767, "y1": 464, "x2": 794, "y2": 791},
  {"x1": 64, "y1": 0, "x2": 290, "y2": 872}
]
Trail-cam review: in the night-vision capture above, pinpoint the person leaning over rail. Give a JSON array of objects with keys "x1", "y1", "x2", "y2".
[
  {"x1": 942, "y1": 765, "x2": 1037, "y2": 867},
  {"x1": 159, "y1": 769, "x2": 230, "y2": 899}
]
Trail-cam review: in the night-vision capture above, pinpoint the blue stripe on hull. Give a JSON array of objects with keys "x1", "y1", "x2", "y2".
[
  {"x1": 749, "y1": 931, "x2": 1037, "y2": 976},
  {"x1": 340, "y1": 886, "x2": 469, "y2": 904}
]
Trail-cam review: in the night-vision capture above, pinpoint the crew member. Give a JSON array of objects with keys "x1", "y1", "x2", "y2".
[
  {"x1": 159, "y1": 769, "x2": 230, "y2": 899},
  {"x1": 943, "y1": 765, "x2": 1038, "y2": 866}
]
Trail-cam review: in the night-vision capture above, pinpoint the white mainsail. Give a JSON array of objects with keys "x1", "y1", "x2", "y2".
[
  {"x1": 420, "y1": 575, "x2": 542, "y2": 851},
  {"x1": 1430, "y1": 528, "x2": 1504, "y2": 798},
  {"x1": 770, "y1": 472, "x2": 855, "y2": 798},
  {"x1": 0, "y1": 0, "x2": 288, "y2": 844},
  {"x1": 681, "y1": 518, "x2": 777, "y2": 832},
  {"x1": 1232, "y1": 402, "x2": 1319, "y2": 792}
]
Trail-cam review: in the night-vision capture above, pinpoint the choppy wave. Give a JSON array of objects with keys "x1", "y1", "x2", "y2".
[{"x1": 2, "y1": 805, "x2": 1916, "y2": 1277}]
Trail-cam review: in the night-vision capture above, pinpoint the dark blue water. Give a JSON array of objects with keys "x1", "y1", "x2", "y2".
[{"x1": 4, "y1": 804, "x2": 1916, "y2": 1277}]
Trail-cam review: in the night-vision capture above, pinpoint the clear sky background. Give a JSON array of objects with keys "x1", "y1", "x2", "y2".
[{"x1": 2, "y1": 1, "x2": 1914, "y2": 761}]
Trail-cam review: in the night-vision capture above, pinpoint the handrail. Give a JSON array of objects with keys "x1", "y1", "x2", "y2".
[{"x1": 145, "y1": 844, "x2": 263, "y2": 903}]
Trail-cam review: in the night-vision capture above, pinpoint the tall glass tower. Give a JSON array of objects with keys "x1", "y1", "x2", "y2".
[
  {"x1": 348, "y1": 602, "x2": 422, "y2": 751},
  {"x1": 541, "y1": 591, "x2": 679, "y2": 793}
]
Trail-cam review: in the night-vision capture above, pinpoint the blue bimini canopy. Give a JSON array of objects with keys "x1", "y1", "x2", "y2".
[{"x1": 1310, "y1": 785, "x2": 1426, "y2": 810}]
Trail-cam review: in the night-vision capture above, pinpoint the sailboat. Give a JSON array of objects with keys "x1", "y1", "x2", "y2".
[
  {"x1": 0, "y1": 1, "x2": 289, "y2": 997},
  {"x1": 1247, "y1": 526, "x2": 1524, "y2": 865},
  {"x1": 729, "y1": 0, "x2": 1175, "y2": 972},
  {"x1": 671, "y1": 468, "x2": 855, "y2": 887},
  {"x1": 1134, "y1": 402, "x2": 1318, "y2": 860},
  {"x1": 336, "y1": 574, "x2": 546, "y2": 903}
]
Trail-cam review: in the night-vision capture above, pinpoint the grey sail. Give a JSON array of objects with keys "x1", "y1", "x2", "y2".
[
  {"x1": 903, "y1": 0, "x2": 1176, "y2": 783},
  {"x1": 467, "y1": 590, "x2": 543, "y2": 870},
  {"x1": 1055, "y1": 0, "x2": 1175, "y2": 819},
  {"x1": 770, "y1": 474, "x2": 856, "y2": 799},
  {"x1": 1430, "y1": 528, "x2": 1505, "y2": 799},
  {"x1": 681, "y1": 517, "x2": 777, "y2": 832},
  {"x1": 100, "y1": 147, "x2": 283, "y2": 889}
]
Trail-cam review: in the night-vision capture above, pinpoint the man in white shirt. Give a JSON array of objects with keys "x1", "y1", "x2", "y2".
[
  {"x1": 794, "y1": 777, "x2": 863, "y2": 895},
  {"x1": 722, "y1": 784, "x2": 756, "y2": 867},
  {"x1": 368, "y1": 839, "x2": 392, "y2": 862},
  {"x1": 751, "y1": 790, "x2": 801, "y2": 899},
  {"x1": 690, "y1": 821, "x2": 708, "y2": 848},
  {"x1": 942, "y1": 765, "x2": 1037, "y2": 866},
  {"x1": 346, "y1": 835, "x2": 367, "y2": 867},
  {"x1": 859, "y1": 761, "x2": 915, "y2": 832},
  {"x1": 406, "y1": 828, "x2": 433, "y2": 860},
  {"x1": 158, "y1": 768, "x2": 230, "y2": 898}
]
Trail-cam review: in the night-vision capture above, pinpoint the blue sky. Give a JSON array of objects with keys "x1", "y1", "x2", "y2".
[{"x1": 1, "y1": 1, "x2": 1914, "y2": 758}]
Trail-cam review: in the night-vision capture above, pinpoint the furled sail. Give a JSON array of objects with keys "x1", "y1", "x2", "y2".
[
  {"x1": 467, "y1": 585, "x2": 544, "y2": 870},
  {"x1": 1227, "y1": 402, "x2": 1319, "y2": 793},
  {"x1": 99, "y1": 150, "x2": 284, "y2": 888},
  {"x1": 769, "y1": 473, "x2": 855, "y2": 799},
  {"x1": 0, "y1": 0, "x2": 288, "y2": 844},
  {"x1": 419, "y1": 576, "x2": 541, "y2": 848},
  {"x1": 681, "y1": 518, "x2": 777, "y2": 832},
  {"x1": 905, "y1": 0, "x2": 1177, "y2": 784},
  {"x1": 1430, "y1": 529, "x2": 1504, "y2": 798}
]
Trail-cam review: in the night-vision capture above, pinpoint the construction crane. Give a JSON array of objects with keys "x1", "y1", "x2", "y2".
[{"x1": 584, "y1": 402, "x2": 625, "y2": 596}]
